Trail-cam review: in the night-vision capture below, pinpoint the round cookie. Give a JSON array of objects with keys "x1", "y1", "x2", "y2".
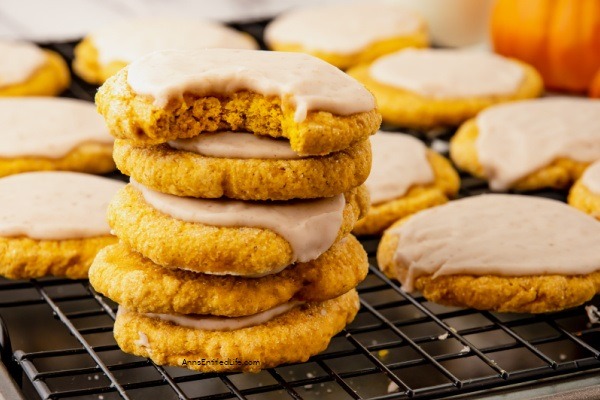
[
  {"x1": 90, "y1": 234, "x2": 367, "y2": 317},
  {"x1": 0, "y1": 98, "x2": 115, "y2": 177},
  {"x1": 0, "y1": 172, "x2": 124, "y2": 279},
  {"x1": 73, "y1": 18, "x2": 258, "y2": 84},
  {"x1": 451, "y1": 98, "x2": 600, "y2": 191},
  {"x1": 108, "y1": 183, "x2": 369, "y2": 276},
  {"x1": 96, "y1": 49, "x2": 381, "y2": 156},
  {"x1": 0, "y1": 40, "x2": 70, "y2": 97},
  {"x1": 569, "y1": 161, "x2": 600, "y2": 220},
  {"x1": 354, "y1": 132, "x2": 459, "y2": 235},
  {"x1": 114, "y1": 289, "x2": 359, "y2": 372},
  {"x1": 377, "y1": 194, "x2": 600, "y2": 313},
  {"x1": 264, "y1": 2, "x2": 427, "y2": 70},
  {"x1": 113, "y1": 133, "x2": 371, "y2": 200},
  {"x1": 347, "y1": 49, "x2": 542, "y2": 129}
]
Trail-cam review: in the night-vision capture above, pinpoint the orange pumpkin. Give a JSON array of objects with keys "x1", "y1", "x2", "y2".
[
  {"x1": 491, "y1": 0, "x2": 600, "y2": 93},
  {"x1": 591, "y1": 70, "x2": 600, "y2": 98}
]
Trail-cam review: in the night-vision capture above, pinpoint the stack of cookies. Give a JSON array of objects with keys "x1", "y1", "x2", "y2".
[{"x1": 89, "y1": 49, "x2": 381, "y2": 372}]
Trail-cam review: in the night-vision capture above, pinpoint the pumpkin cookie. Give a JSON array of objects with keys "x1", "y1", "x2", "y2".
[
  {"x1": 113, "y1": 133, "x2": 371, "y2": 200},
  {"x1": 90, "y1": 235, "x2": 366, "y2": 317},
  {"x1": 74, "y1": 18, "x2": 257, "y2": 84},
  {"x1": 108, "y1": 183, "x2": 369, "y2": 276},
  {"x1": 378, "y1": 194, "x2": 600, "y2": 313},
  {"x1": 96, "y1": 49, "x2": 380, "y2": 156},
  {"x1": 264, "y1": 2, "x2": 427, "y2": 70},
  {"x1": 114, "y1": 289, "x2": 359, "y2": 372},
  {"x1": 354, "y1": 132, "x2": 459, "y2": 235},
  {"x1": 0, "y1": 172, "x2": 124, "y2": 279},
  {"x1": 451, "y1": 98, "x2": 600, "y2": 191},
  {"x1": 0, "y1": 98, "x2": 115, "y2": 177},
  {"x1": 569, "y1": 161, "x2": 600, "y2": 220},
  {"x1": 347, "y1": 49, "x2": 542, "y2": 129},
  {"x1": 0, "y1": 40, "x2": 70, "y2": 97}
]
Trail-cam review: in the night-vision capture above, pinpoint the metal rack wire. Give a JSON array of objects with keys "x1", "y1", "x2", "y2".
[
  {"x1": 0, "y1": 21, "x2": 599, "y2": 400},
  {"x1": 1, "y1": 253, "x2": 599, "y2": 400}
]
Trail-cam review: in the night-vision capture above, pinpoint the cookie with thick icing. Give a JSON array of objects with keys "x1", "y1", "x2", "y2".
[
  {"x1": 265, "y1": 2, "x2": 427, "y2": 70},
  {"x1": 73, "y1": 19, "x2": 257, "y2": 84},
  {"x1": 108, "y1": 183, "x2": 369, "y2": 276},
  {"x1": 113, "y1": 133, "x2": 371, "y2": 200},
  {"x1": 0, "y1": 172, "x2": 124, "y2": 279},
  {"x1": 114, "y1": 290, "x2": 359, "y2": 372},
  {"x1": 377, "y1": 194, "x2": 600, "y2": 313},
  {"x1": 347, "y1": 49, "x2": 542, "y2": 129},
  {"x1": 96, "y1": 49, "x2": 381, "y2": 156},
  {"x1": 0, "y1": 98, "x2": 115, "y2": 177},
  {"x1": 90, "y1": 235, "x2": 367, "y2": 317},
  {"x1": 0, "y1": 40, "x2": 70, "y2": 97},
  {"x1": 451, "y1": 98, "x2": 600, "y2": 191},
  {"x1": 353, "y1": 132, "x2": 459, "y2": 235}
]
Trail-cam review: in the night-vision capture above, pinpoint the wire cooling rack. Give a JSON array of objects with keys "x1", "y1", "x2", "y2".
[{"x1": 1, "y1": 21, "x2": 599, "y2": 400}]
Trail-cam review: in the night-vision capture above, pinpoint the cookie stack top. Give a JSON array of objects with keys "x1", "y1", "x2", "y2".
[{"x1": 97, "y1": 49, "x2": 380, "y2": 156}]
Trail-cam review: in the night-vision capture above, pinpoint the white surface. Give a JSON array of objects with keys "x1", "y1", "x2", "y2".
[
  {"x1": 390, "y1": 0, "x2": 494, "y2": 47},
  {"x1": 0, "y1": 0, "x2": 351, "y2": 42}
]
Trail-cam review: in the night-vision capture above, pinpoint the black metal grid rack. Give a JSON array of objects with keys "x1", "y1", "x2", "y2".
[{"x1": 0, "y1": 20, "x2": 599, "y2": 400}]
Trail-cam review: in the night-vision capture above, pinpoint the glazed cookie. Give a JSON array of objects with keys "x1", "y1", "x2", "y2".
[
  {"x1": 108, "y1": 182, "x2": 369, "y2": 276},
  {"x1": 354, "y1": 132, "x2": 459, "y2": 235},
  {"x1": 90, "y1": 235, "x2": 367, "y2": 317},
  {"x1": 569, "y1": 161, "x2": 600, "y2": 219},
  {"x1": 113, "y1": 132, "x2": 371, "y2": 200},
  {"x1": 96, "y1": 49, "x2": 381, "y2": 156},
  {"x1": 264, "y1": 2, "x2": 427, "y2": 70},
  {"x1": 451, "y1": 98, "x2": 600, "y2": 191},
  {"x1": 347, "y1": 49, "x2": 542, "y2": 129},
  {"x1": 114, "y1": 289, "x2": 359, "y2": 372},
  {"x1": 0, "y1": 98, "x2": 115, "y2": 176},
  {"x1": 74, "y1": 18, "x2": 258, "y2": 84},
  {"x1": 0, "y1": 40, "x2": 70, "y2": 96},
  {"x1": 0, "y1": 172, "x2": 124, "y2": 279},
  {"x1": 378, "y1": 194, "x2": 600, "y2": 313}
]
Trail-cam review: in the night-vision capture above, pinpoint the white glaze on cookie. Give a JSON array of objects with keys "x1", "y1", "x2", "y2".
[
  {"x1": 0, "y1": 40, "x2": 46, "y2": 88},
  {"x1": 366, "y1": 132, "x2": 434, "y2": 204},
  {"x1": 0, "y1": 172, "x2": 125, "y2": 240},
  {"x1": 141, "y1": 301, "x2": 302, "y2": 331},
  {"x1": 369, "y1": 49, "x2": 524, "y2": 99},
  {"x1": 168, "y1": 131, "x2": 301, "y2": 159},
  {"x1": 0, "y1": 98, "x2": 113, "y2": 158},
  {"x1": 389, "y1": 194, "x2": 600, "y2": 292},
  {"x1": 126, "y1": 49, "x2": 375, "y2": 122},
  {"x1": 91, "y1": 18, "x2": 257, "y2": 65},
  {"x1": 476, "y1": 98, "x2": 600, "y2": 190},
  {"x1": 265, "y1": 2, "x2": 424, "y2": 54},
  {"x1": 132, "y1": 180, "x2": 345, "y2": 263},
  {"x1": 582, "y1": 161, "x2": 600, "y2": 196}
]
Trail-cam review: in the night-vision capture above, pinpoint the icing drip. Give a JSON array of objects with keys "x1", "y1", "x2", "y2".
[
  {"x1": 132, "y1": 180, "x2": 345, "y2": 263},
  {"x1": 126, "y1": 49, "x2": 375, "y2": 122}
]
